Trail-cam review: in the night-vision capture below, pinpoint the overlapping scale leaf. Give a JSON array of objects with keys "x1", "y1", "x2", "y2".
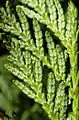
[
  {"x1": 56, "y1": 45, "x2": 66, "y2": 80},
  {"x1": 18, "y1": 0, "x2": 65, "y2": 42},
  {"x1": 54, "y1": 0, "x2": 65, "y2": 39},
  {"x1": 34, "y1": 59, "x2": 42, "y2": 82},
  {"x1": 0, "y1": 1, "x2": 21, "y2": 35},
  {"x1": 16, "y1": 5, "x2": 42, "y2": 21},
  {"x1": 65, "y1": 73, "x2": 71, "y2": 87},
  {"x1": 47, "y1": 72, "x2": 55, "y2": 109},
  {"x1": 0, "y1": 10, "x2": 21, "y2": 35},
  {"x1": 33, "y1": 19, "x2": 43, "y2": 48},
  {"x1": 13, "y1": 80, "x2": 35, "y2": 99},
  {"x1": 37, "y1": 0, "x2": 46, "y2": 15},
  {"x1": 5, "y1": 62, "x2": 30, "y2": 84},
  {"x1": 0, "y1": 13, "x2": 21, "y2": 36},
  {"x1": 17, "y1": 0, "x2": 69, "y2": 46},
  {"x1": 45, "y1": 31, "x2": 67, "y2": 81},
  {"x1": 45, "y1": 31, "x2": 61, "y2": 81},
  {"x1": 65, "y1": 1, "x2": 77, "y2": 45},
  {"x1": 31, "y1": 58, "x2": 43, "y2": 93},
  {"x1": 15, "y1": 4, "x2": 49, "y2": 33},
  {"x1": 18, "y1": 0, "x2": 38, "y2": 9},
  {"x1": 0, "y1": 3, "x2": 37, "y2": 56},
  {"x1": 45, "y1": 31, "x2": 55, "y2": 57},
  {"x1": 5, "y1": 38, "x2": 34, "y2": 84},
  {"x1": 54, "y1": 82, "x2": 68, "y2": 120},
  {"x1": 33, "y1": 19, "x2": 44, "y2": 58},
  {"x1": 6, "y1": 51, "x2": 43, "y2": 96},
  {"x1": 46, "y1": 0, "x2": 58, "y2": 32},
  {"x1": 59, "y1": 94, "x2": 68, "y2": 120},
  {"x1": 16, "y1": 7, "x2": 31, "y2": 40},
  {"x1": 19, "y1": 0, "x2": 46, "y2": 16},
  {"x1": 22, "y1": 51, "x2": 31, "y2": 73},
  {"x1": 42, "y1": 103, "x2": 54, "y2": 120},
  {"x1": 0, "y1": 1, "x2": 13, "y2": 24},
  {"x1": 34, "y1": 92, "x2": 46, "y2": 105}
]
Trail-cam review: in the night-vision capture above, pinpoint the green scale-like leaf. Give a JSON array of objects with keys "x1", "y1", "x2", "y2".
[
  {"x1": 45, "y1": 31, "x2": 67, "y2": 81},
  {"x1": 0, "y1": 0, "x2": 79, "y2": 120},
  {"x1": 17, "y1": 0, "x2": 66, "y2": 43}
]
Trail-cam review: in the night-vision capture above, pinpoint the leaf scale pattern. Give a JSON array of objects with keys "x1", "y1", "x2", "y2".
[{"x1": 0, "y1": 0, "x2": 79, "y2": 120}]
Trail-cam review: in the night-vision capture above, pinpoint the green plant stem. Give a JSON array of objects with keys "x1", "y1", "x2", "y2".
[{"x1": 69, "y1": 42, "x2": 79, "y2": 119}]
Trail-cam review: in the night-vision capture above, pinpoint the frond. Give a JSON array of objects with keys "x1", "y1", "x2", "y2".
[{"x1": 0, "y1": 0, "x2": 79, "y2": 119}]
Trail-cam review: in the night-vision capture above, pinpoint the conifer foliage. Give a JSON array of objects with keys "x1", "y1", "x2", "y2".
[{"x1": 0, "y1": 0, "x2": 79, "y2": 120}]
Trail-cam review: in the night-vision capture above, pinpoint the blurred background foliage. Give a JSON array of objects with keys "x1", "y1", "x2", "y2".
[{"x1": 0, "y1": 0, "x2": 79, "y2": 120}]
